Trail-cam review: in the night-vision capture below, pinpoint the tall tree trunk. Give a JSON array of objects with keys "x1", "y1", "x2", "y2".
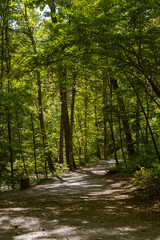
[
  {"x1": 103, "y1": 78, "x2": 108, "y2": 160},
  {"x1": 70, "y1": 73, "x2": 77, "y2": 169},
  {"x1": 48, "y1": 1, "x2": 76, "y2": 170},
  {"x1": 70, "y1": 73, "x2": 76, "y2": 139},
  {"x1": 60, "y1": 86, "x2": 74, "y2": 171},
  {"x1": 84, "y1": 81, "x2": 88, "y2": 163},
  {"x1": 24, "y1": 5, "x2": 55, "y2": 173},
  {"x1": 111, "y1": 78, "x2": 135, "y2": 157},
  {"x1": 36, "y1": 71, "x2": 55, "y2": 172},
  {"x1": 5, "y1": 3, "x2": 14, "y2": 188},
  {"x1": 109, "y1": 82, "x2": 119, "y2": 166},
  {"x1": 0, "y1": 19, "x2": 4, "y2": 89}
]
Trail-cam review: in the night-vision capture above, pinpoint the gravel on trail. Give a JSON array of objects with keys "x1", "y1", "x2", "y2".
[{"x1": 0, "y1": 160, "x2": 160, "y2": 240}]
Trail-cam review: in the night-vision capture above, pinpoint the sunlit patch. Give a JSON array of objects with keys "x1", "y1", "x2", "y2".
[
  {"x1": 82, "y1": 220, "x2": 89, "y2": 224},
  {"x1": 114, "y1": 194, "x2": 130, "y2": 199},
  {"x1": 10, "y1": 217, "x2": 40, "y2": 229},
  {"x1": 0, "y1": 208, "x2": 30, "y2": 212},
  {"x1": 12, "y1": 226, "x2": 79, "y2": 240},
  {"x1": 116, "y1": 227, "x2": 139, "y2": 232},
  {"x1": 13, "y1": 231, "x2": 49, "y2": 240},
  {"x1": 91, "y1": 170, "x2": 107, "y2": 175},
  {"x1": 101, "y1": 189, "x2": 122, "y2": 194},
  {"x1": 0, "y1": 214, "x2": 40, "y2": 231},
  {"x1": 0, "y1": 216, "x2": 10, "y2": 229}
]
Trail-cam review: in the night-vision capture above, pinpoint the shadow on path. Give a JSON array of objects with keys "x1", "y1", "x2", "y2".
[{"x1": 0, "y1": 160, "x2": 160, "y2": 240}]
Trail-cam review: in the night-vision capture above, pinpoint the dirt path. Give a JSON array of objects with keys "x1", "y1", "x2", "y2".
[{"x1": 0, "y1": 160, "x2": 160, "y2": 240}]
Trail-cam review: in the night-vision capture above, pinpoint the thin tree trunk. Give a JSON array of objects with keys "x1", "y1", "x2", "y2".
[
  {"x1": 108, "y1": 119, "x2": 119, "y2": 166},
  {"x1": 74, "y1": 124, "x2": 83, "y2": 165},
  {"x1": 0, "y1": 20, "x2": 4, "y2": 89},
  {"x1": 130, "y1": 79, "x2": 160, "y2": 162},
  {"x1": 104, "y1": 121, "x2": 108, "y2": 160},
  {"x1": 5, "y1": 4, "x2": 14, "y2": 188},
  {"x1": 36, "y1": 71, "x2": 55, "y2": 172},
  {"x1": 16, "y1": 113, "x2": 28, "y2": 177},
  {"x1": 109, "y1": 83, "x2": 119, "y2": 166},
  {"x1": 59, "y1": 108, "x2": 64, "y2": 164},
  {"x1": 31, "y1": 113, "x2": 38, "y2": 179},
  {"x1": 70, "y1": 73, "x2": 76, "y2": 138},
  {"x1": 60, "y1": 87, "x2": 74, "y2": 171},
  {"x1": 84, "y1": 80, "x2": 88, "y2": 163},
  {"x1": 118, "y1": 113, "x2": 127, "y2": 169},
  {"x1": 136, "y1": 94, "x2": 140, "y2": 150},
  {"x1": 95, "y1": 106, "x2": 101, "y2": 159},
  {"x1": 103, "y1": 78, "x2": 108, "y2": 160},
  {"x1": 145, "y1": 94, "x2": 149, "y2": 146},
  {"x1": 70, "y1": 73, "x2": 77, "y2": 169},
  {"x1": 7, "y1": 109, "x2": 14, "y2": 189}
]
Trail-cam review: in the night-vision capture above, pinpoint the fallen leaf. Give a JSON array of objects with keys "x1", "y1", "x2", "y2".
[{"x1": 11, "y1": 225, "x2": 19, "y2": 229}]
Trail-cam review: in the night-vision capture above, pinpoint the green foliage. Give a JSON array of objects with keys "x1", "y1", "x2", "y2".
[
  {"x1": 53, "y1": 162, "x2": 69, "y2": 175},
  {"x1": 127, "y1": 151, "x2": 157, "y2": 170},
  {"x1": 131, "y1": 164, "x2": 160, "y2": 187},
  {"x1": 109, "y1": 162, "x2": 124, "y2": 173}
]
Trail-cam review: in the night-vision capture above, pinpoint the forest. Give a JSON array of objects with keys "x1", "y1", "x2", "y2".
[{"x1": 0, "y1": 0, "x2": 160, "y2": 190}]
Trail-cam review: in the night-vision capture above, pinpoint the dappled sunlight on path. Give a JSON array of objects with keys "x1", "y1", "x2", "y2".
[{"x1": 0, "y1": 160, "x2": 160, "y2": 240}]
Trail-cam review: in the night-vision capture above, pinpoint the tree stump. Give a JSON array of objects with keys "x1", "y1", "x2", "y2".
[{"x1": 20, "y1": 178, "x2": 30, "y2": 190}]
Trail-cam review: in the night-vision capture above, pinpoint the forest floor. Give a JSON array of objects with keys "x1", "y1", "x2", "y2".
[{"x1": 0, "y1": 160, "x2": 160, "y2": 240}]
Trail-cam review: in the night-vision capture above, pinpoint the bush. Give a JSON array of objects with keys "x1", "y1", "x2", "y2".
[{"x1": 131, "y1": 163, "x2": 160, "y2": 187}]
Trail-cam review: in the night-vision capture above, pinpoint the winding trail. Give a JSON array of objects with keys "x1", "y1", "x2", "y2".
[{"x1": 0, "y1": 160, "x2": 160, "y2": 240}]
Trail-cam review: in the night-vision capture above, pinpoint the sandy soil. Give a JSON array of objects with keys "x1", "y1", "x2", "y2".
[{"x1": 0, "y1": 160, "x2": 160, "y2": 240}]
